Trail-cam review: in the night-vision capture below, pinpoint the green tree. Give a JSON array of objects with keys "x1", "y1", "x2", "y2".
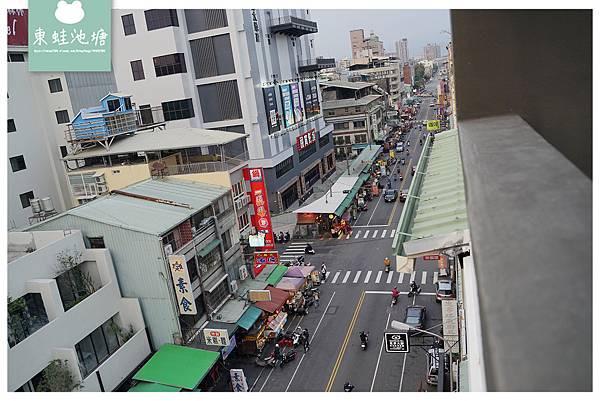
[
  {"x1": 36, "y1": 360, "x2": 81, "y2": 392},
  {"x1": 413, "y1": 64, "x2": 426, "y2": 89}
]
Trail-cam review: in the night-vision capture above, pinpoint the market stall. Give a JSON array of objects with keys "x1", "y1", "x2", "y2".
[
  {"x1": 254, "y1": 286, "x2": 290, "y2": 342},
  {"x1": 276, "y1": 276, "x2": 305, "y2": 292},
  {"x1": 284, "y1": 265, "x2": 314, "y2": 279}
]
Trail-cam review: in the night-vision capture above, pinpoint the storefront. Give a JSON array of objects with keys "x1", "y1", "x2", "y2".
[{"x1": 254, "y1": 286, "x2": 290, "y2": 342}]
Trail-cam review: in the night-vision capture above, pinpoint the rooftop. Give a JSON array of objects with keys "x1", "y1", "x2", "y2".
[
  {"x1": 64, "y1": 127, "x2": 248, "y2": 160},
  {"x1": 319, "y1": 80, "x2": 376, "y2": 90},
  {"x1": 322, "y1": 94, "x2": 383, "y2": 110},
  {"x1": 36, "y1": 178, "x2": 229, "y2": 235}
]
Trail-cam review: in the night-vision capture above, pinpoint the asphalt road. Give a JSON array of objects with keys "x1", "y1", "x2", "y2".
[{"x1": 249, "y1": 79, "x2": 442, "y2": 393}]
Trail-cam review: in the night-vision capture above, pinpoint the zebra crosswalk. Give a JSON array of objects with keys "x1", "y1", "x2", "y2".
[
  {"x1": 350, "y1": 229, "x2": 396, "y2": 240},
  {"x1": 327, "y1": 269, "x2": 439, "y2": 286},
  {"x1": 279, "y1": 242, "x2": 312, "y2": 262}
]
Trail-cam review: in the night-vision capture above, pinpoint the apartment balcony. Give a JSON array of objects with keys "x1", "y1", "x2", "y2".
[
  {"x1": 160, "y1": 154, "x2": 247, "y2": 177},
  {"x1": 269, "y1": 16, "x2": 318, "y2": 37},
  {"x1": 298, "y1": 57, "x2": 336, "y2": 73}
]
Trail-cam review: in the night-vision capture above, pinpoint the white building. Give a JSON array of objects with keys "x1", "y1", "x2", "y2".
[
  {"x1": 395, "y1": 38, "x2": 409, "y2": 65},
  {"x1": 7, "y1": 37, "x2": 117, "y2": 230},
  {"x1": 110, "y1": 9, "x2": 334, "y2": 212},
  {"x1": 8, "y1": 230, "x2": 151, "y2": 392}
]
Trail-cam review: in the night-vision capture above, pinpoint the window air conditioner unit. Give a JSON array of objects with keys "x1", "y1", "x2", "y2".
[
  {"x1": 97, "y1": 184, "x2": 108, "y2": 193},
  {"x1": 229, "y1": 280, "x2": 238, "y2": 293},
  {"x1": 239, "y1": 265, "x2": 249, "y2": 281},
  {"x1": 164, "y1": 244, "x2": 173, "y2": 256}
]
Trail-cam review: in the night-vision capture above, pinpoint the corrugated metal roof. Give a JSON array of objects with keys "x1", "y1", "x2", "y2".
[
  {"x1": 393, "y1": 129, "x2": 469, "y2": 256},
  {"x1": 320, "y1": 80, "x2": 375, "y2": 90},
  {"x1": 67, "y1": 178, "x2": 229, "y2": 235},
  {"x1": 322, "y1": 94, "x2": 383, "y2": 110}
]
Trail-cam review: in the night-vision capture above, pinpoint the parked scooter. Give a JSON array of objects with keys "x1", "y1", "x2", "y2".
[
  {"x1": 284, "y1": 232, "x2": 291, "y2": 243},
  {"x1": 280, "y1": 350, "x2": 298, "y2": 367}
]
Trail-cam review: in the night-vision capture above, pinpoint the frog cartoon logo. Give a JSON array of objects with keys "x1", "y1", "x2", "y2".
[{"x1": 54, "y1": 1, "x2": 85, "y2": 25}]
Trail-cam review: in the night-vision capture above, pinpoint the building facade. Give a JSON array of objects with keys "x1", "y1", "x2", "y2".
[
  {"x1": 8, "y1": 230, "x2": 151, "y2": 392},
  {"x1": 348, "y1": 58, "x2": 404, "y2": 110},
  {"x1": 320, "y1": 81, "x2": 385, "y2": 158},
  {"x1": 26, "y1": 178, "x2": 245, "y2": 349},
  {"x1": 395, "y1": 38, "x2": 409, "y2": 65},
  {"x1": 111, "y1": 9, "x2": 334, "y2": 213},
  {"x1": 424, "y1": 43, "x2": 442, "y2": 60}
]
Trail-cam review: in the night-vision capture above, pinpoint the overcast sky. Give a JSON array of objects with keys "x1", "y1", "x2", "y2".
[{"x1": 310, "y1": 9, "x2": 451, "y2": 60}]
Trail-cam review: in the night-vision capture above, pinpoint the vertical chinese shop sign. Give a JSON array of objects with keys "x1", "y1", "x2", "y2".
[
  {"x1": 168, "y1": 255, "x2": 197, "y2": 315},
  {"x1": 244, "y1": 168, "x2": 275, "y2": 247}
]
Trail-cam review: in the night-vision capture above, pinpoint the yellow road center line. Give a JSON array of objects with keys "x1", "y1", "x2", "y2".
[{"x1": 325, "y1": 291, "x2": 366, "y2": 392}]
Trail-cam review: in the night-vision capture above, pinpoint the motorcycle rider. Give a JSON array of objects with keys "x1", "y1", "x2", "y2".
[
  {"x1": 391, "y1": 287, "x2": 400, "y2": 303},
  {"x1": 320, "y1": 263, "x2": 327, "y2": 281},
  {"x1": 344, "y1": 382, "x2": 355, "y2": 392},
  {"x1": 410, "y1": 280, "x2": 420, "y2": 294},
  {"x1": 273, "y1": 344, "x2": 282, "y2": 364},
  {"x1": 384, "y1": 257, "x2": 391, "y2": 272},
  {"x1": 305, "y1": 243, "x2": 315, "y2": 255},
  {"x1": 359, "y1": 331, "x2": 368, "y2": 344}
]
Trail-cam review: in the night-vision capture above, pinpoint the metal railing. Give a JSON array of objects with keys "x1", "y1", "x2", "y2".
[
  {"x1": 269, "y1": 15, "x2": 318, "y2": 30},
  {"x1": 163, "y1": 156, "x2": 246, "y2": 176},
  {"x1": 299, "y1": 57, "x2": 336, "y2": 68}
]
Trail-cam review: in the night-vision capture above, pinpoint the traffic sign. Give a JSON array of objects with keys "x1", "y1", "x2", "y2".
[
  {"x1": 384, "y1": 332, "x2": 409, "y2": 353},
  {"x1": 426, "y1": 120, "x2": 441, "y2": 131}
]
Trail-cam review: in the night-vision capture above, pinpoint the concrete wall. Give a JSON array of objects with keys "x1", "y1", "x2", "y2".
[{"x1": 451, "y1": 10, "x2": 592, "y2": 177}]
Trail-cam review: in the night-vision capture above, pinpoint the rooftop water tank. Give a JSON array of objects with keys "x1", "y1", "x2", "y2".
[
  {"x1": 41, "y1": 197, "x2": 55, "y2": 213},
  {"x1": 30, "y1": 199, "x2": 42, "y2": 214}
]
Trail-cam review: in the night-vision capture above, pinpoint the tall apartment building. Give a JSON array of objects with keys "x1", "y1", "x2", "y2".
[
  {"x1": 7, "y1": 10, "x2": 117, "y2": 229},
  {"x1": 348, "y1": 58, "x2": 404, "y2": 110},
  {"x1": 350, "y1": 29, "x2": 365, "y2": 59},
  {"x1": 424, "y1": 43, "x2": 442, "y2": 60},
  {"x1": 350, "y1": 29, "x2": 385, "y2": 61},
  {"x1": 395, "y1": 38, "x2": 409, "y2": 65},
  {"x1": 111, "y1": 9, "x2": 334, "y2": 213},
  {"x1": 8, "y1": 230, "x2": 151, "y2": 392}
]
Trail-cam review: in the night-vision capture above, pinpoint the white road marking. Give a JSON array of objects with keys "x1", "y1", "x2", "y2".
[
  {"x1": 386, "y1": 272, "x2": 394, "y2": 283},
  {"x1": 342, "y1": 271, "x2": 351, "y2": 283},
  {"x1": 363, "y1": 230, "x2": 370, "y2": 239},
  {"x1": 354, "y1": 231, "x2": 362, "y2": 239},
  {"x1": 433, "y1": 272, "x2": 438, "y2": 283},
  {"x1": 390, "y1": 229, "x2": 396, "y2": 237},
  {"x1": 364, "y1": 290, "x2": 436, "y2": 296},
  {"x1": 364, "y1": 270, "x2": 372, "y2": 283},
  {"x1": 421, "y1": 271, "x2": 427, "y2": 285},
  {"x1": 285, "y1": 353, "x2": 306, "y2": 392},
  {"x1": 398, "y1": 272, "x2": 405, "y2": 284},
  {"x1": 352, "y1": 224, "x2": 389, "y2": 228},
  {"x1": 283, "y1": 251, "x2": 306, "y2": 255},
  {"x1": 370, "y1": 312, "x2": 391, "y2": 392},
  {"x1": 353, "y1": 271, "x2": 362, "y2": 283},
  {"x1": 375, "y1": 271, "x2": 383, "y2": 283},
  {"x1": 372, "y1": 230, "x2": 379, "y2": 238},
  {"x1": 331, "y1": 271, "x2": 341, "y2": 284},
  {"x1": 410, "y1": 271, "x2": 416, "y2": 283},
  {"x1": 325, "y1": 272, "x2": 330, "y2": 280},
  {"x1": 381, "y1": 229, "x2": 387, "y2": 238}
]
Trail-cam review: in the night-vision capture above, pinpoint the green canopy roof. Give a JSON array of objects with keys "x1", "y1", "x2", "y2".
[
  {"x1": 237, "y1": 305, "x2": 263, "y2": 330},
  {"x1": 265, "y1": 264, "x2": 288, "y2": 286},
  {"x1": 128, "y1": 382, "x2": 182, "y2": 392},
  {"x1": 335, "y1": 172, "x2": 371, "y2": 216},
  {"x1": 133, "y1": 344, "x2": 220, "y2": 390},
  {"x1": 197, "y1": 238, "x2": 221, "y2": 258}
]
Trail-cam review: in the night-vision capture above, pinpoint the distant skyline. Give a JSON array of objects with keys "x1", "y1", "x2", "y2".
[{"x1": 310, "y1": 9, "x2": 451, "y2": 60}]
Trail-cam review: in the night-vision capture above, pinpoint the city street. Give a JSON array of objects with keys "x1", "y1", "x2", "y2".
[{"x1": 248, "y1": 79, "x2": 443, "y2": 392}]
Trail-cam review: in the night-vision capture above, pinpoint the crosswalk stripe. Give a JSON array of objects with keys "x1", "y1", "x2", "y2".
[
  {"x1": 283, "y1": 251, "x2": 305, "y2": 255},
  {"x1": 346, "y1": 234, "x2": 351, "y2": 240},
  {"x1": 381, "y1": 229, "x2": 387, "y2": 238},
  {"x1": 354, "y1": 231, "x2": 361, "y2": 239},
  {"x1": 372, "y1": 230, "x2": 379, "y2": 238},
  {"x1": 363, "y1": 230, "x2": 370, "y2": 239},
  {"x1": 390, "y1": 229, "x2": 396, "y2": 238},
  {"x1": 364, "y1": 271, "x2": 372, "y2": 283},
  {"x1": 342, "y1": 271, "x2": 351, "y2": 284},
  {"x1": 386, "y1": 272, "x2": 394, "y2": 283},
  {"x1": 421, "y1": 271, "x2": 427, "y2": 285},
  {"x1": 331, "y1": 271, "x2": 341, "y2": 284},
  {"x1": 353, "y1": 271, "x2": 362, "y2": 283},
  {"x1": 375, "y1": 271, "x2": 383, "y2": 283},
  {"x1": 410, "y1": 271, "x2": 416, "y2": 283},
  {"x1": 433, "y1": 272, "x2": 438, "y2": 283},
  {"x1": 326, "y1": 272, "x2": 330, "y2": 279},
  {"x1": 398, "y1": 272, "x2": 405, "y2": 283}
]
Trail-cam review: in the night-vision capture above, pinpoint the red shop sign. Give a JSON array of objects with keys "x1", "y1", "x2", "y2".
[
  {"x1": 423, "y1": 255, "x2": 440, "y2": 260},
  {"x1": 7, "y1": 9, "x2": 28, "y2": 46},
  {"x1": 296, "y1": 128, "x2": 317, "y2": 151},
  {"x1": 243, "y1": 168, "x2": 275, "y2": 251}
]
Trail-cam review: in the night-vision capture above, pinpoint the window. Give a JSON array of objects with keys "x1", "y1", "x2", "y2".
[
  {"x1": 144, "y1": 9, "x2": 179, "y2": 31},
  {"x1": 198, "y1": 247, "x2": 223, "y2": 278},
  {"x1": 60, "y1": 146, "x2": 68, "y2": 158},
  {"x1": 275, "y1": 156, "x2": 294, "y2": 178},
  {"x1": 48, "y1": 78, "x2": 63, "y2": 93},
  {"x1": 153, "y1": 53, "x2": 187, "y2": 77},
  {"x1": 354, "y1": 120, "x2": 366, "y2": 128},
  {"x1": 7, "y1": 52, "x2": 25, "y2": 62},
  {"x1": 281, "y1": 184, "x2": 299, "y2": 210},
  {"x1": 184, "y1": 9, "x2": 227, "y2": 33},
  {"x1": 8, "y1": 293, "x2": 49, "y2": 347},
  {"x1": 197, "y1": 80, "x2": 242, "y2": 122},
  {"x1": 139, "y1": 104, "x2": 154, "y2": 125},
  {"x1": 56, "y1": 265, "x2": 95, "y2": 311},
  {"x1": 55, "y1": 110, "x2": 70, "y2": 124},
  {"x1": 356, "y1": 134, "x2": 367, "y2": 143},
  {"x1": 238, "y1": 212, "x2": 250, "y2": 231},
  {"x1": 106, "y1": 99, "x2": 120, "y2": 112},
  {"x1": 75, "y1": 316, "x2": 121, "y2": 378},
  {"x1": 221, "y1": 230, "x2": 232, "y2": 252},
  {"x1": 355, "y1": 107, "x2": 361, "y2": 112},
  {"x1": 130, "y1": 60, "x2": 145, "y2": 81},
  {"x1": 161, "y1": 98, "x2": 195, "y2": 121},
  {"x1": 88, "y1": 237, "x2": 105, "y2": 249},
  {"x1": 19, "y1": 191, "x2": 35, "y2": 208},
  {"x1": 189, "y1": 34, "x2": 235, "y2": 79},
  {"x1": 121, "y1": 13, "x2": 136, "y2": 35},
  {"x1": 232, "y1": 181, "x2": 245, "y2": 198},
  {"x1": 8, "y1": 119, "x2": 16, "y2": 133},
  {"x1": 205, "y1": 279, "x2": 229, "y2": 310},
  {"x1": 333, "y1": 122, "x2": 349, "y2": 130},
  {"x1": 319, "y1": 133, "x2": 330, "y2": 148},
  {"x1": 9, "y1": 155, "x2": 26, "y2": 172},
  {"x1": 187, "y1": 257, "x2": 199, "y2": 283},
  {"x1": 344, "y1": 136, "x2": 352, "y2": 144},
  {"x1": 299, "y1": 142, "x2": 317, "y2": 162}
]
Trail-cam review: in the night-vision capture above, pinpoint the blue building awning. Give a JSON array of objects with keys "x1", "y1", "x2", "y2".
[{"x1": 236, "y1": 306, "x2": 263, "y2": 330}]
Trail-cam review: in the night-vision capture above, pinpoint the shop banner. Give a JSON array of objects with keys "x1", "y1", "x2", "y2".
[
  {"x1": 296, "y1": 128, "x2": 317, "y2": 151},
  {"x1": 230, "y1": 369, "x2": 249, "y2": 392},
  {"x1": 309, "y1": 80, "x2": 320, "y2": 116},
  {"x1": 221, "y1": 335, "x2": 237, "y2": 360},
  {"x1": 168, "y1": 255, "x2": 197, "y2": 315},
  {"x1": 243, "y1": 168, "x2": 275, "y2": 255},
  {"x1": 7, "y1": 9, "x2": 28, "y2": 46},
  {"x1": 280, "y1": 84, "x2": 295, "y2": 128},
  {"x1": 301, "y1": 81, "x2": 313, "y2": 117},
  {"x1": 290, "y1": 82, "x2": 303, "y2": 124},
  {"x1": 203, "y1": 328, "x2": 230, "y2": 346},
  {"x1": 262, "y1": 86, "x2": 280, "y2": 134}
]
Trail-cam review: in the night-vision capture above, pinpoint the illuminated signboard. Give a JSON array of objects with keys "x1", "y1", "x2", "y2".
[
  {"x1": 280, "y1": 84, "x2": 295, "y2": 128},
  {"x1": 296, "y1": 128, "x2": 317, "y2": 151}
]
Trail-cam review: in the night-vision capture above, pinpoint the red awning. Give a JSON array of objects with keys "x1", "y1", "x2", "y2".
[{"x1": 254, "y1": 286, "x2": 289, "y2": 313}]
